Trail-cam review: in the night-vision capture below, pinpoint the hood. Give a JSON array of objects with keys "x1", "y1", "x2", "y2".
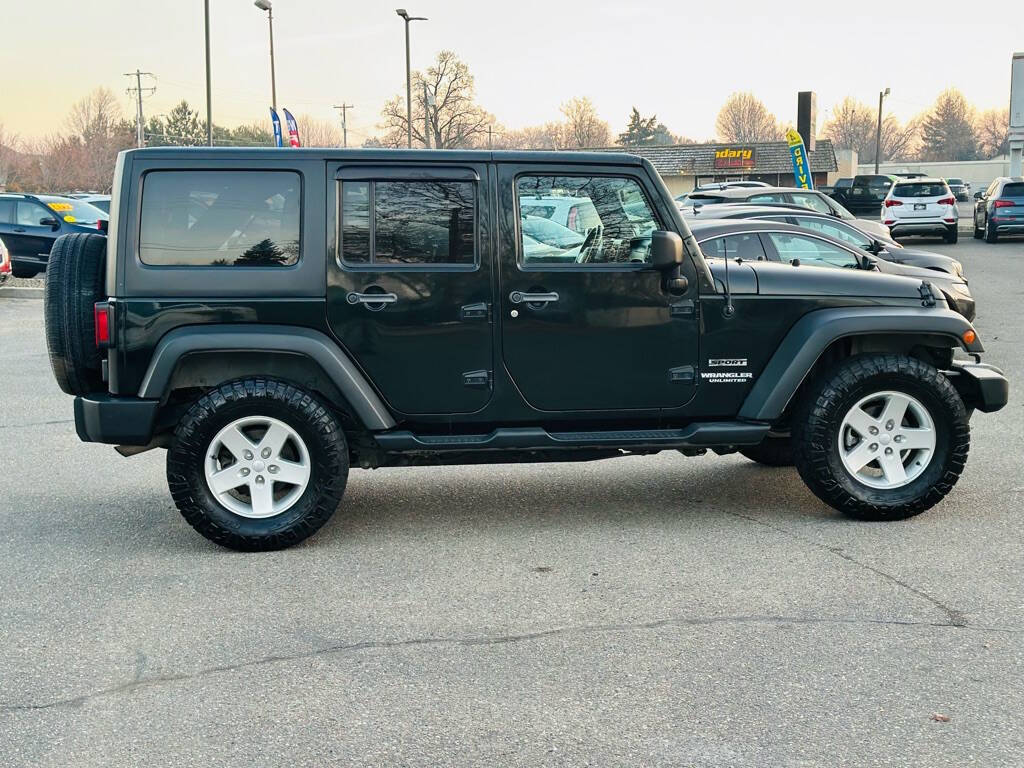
[
  {"x1": 853, "y1": 218, "x2": 892, "y2": 240},
  {"x1": 880, "y1": 246, "x2": 963, "y2": 277},
  {"x1": 872, "y1": 257, "x2": 964, "y2": 291},
  {"x1": 712, "y1": 259, "x2": 944, "y2": 300}
]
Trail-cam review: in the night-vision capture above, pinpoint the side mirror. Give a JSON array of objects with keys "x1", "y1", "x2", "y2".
[
  {"x1": 860, "y1": 254, "x2": 878, "y2": 270},
  {"x1": 39, "y1": 216, "x2": 60, "y2": 229},
  {"x1": 974, "y1": 191, "x2": 984, "y2": 200},
  {"x1": 650, "y1": 230, "x2": 683, "y2": 271}
]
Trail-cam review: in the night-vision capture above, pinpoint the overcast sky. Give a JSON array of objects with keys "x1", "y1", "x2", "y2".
[{"x1": 3, "y1": 0, "x2": 1021, "y2": 145}]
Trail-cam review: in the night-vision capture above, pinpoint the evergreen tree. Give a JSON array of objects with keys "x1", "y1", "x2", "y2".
[
  {"x1": 617, "y1": 107, "x2": 658, "y2": 146},
  {"x1": 919, "y1": 89, "x2": 978, "y2": 161}
]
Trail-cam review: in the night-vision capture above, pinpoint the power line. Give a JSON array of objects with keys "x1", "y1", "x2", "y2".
[
  {"x1": 333, "y1": 103, "x2": 354, "y2": 147},
  {"x1": 124, "y1": 70, "x2": 156, "y2": 148}
]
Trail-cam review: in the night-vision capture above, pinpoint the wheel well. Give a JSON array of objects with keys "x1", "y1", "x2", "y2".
[
  {"x1": 161, "y1": 351, "x2": 369, "y2": 440},
  {"x1": 777, "y1": 333, "x2": 957, "y2": 429}
]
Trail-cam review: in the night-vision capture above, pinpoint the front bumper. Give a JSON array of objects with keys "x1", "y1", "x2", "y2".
[
  {"x1": 946, "y1": 362, "x2": 1009, "y2": 413},
  {"x1": 74, "y1": 394, "x2": 159, "y2": 445}
]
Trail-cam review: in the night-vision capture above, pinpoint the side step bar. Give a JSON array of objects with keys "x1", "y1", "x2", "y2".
[{"x1": 373, "y1": 422, "x2": 769, "y2": 453}]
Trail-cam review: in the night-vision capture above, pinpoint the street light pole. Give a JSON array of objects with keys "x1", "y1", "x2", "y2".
[
  {"x1": 204, "y1": 0, "x2": 212, "y2": 146},
  {"x1": 874, "y1": 87, "x2": 890, "y2": 174},
  {"x1": 396, "y1": 9, "x2": 426, "y2": 149},
  {"x1": 254, "y1": 0, "x2": 277, "y2": 112}
]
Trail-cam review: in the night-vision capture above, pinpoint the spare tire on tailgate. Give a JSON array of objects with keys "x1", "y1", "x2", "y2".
[{"x1": 45, "y1": 233, "x2": 108, "y2": 396}]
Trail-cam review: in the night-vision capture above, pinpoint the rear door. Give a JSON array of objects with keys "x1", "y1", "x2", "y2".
[
  {"x1": 498, "y1": 164, "x2": 700, "y2": 412},
  {"x1": 326, "y1": 162, "x2": 494, "y2": 415}
]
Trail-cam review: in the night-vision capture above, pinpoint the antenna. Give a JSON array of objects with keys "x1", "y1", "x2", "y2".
[{"x1": 721, "y1": 241, "x2": 735, "y2": 318}]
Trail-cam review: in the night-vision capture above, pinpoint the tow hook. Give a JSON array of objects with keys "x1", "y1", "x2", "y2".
[{"x1": 918, "y1": 280, "x2": 937, "y2": 308}]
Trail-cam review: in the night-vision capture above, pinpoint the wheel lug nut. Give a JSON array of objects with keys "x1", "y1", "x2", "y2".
[
  {"x1": 869, "y1": 426, "x2": 878, "y2": 435},
  {"x1": 240, "y1": 467, "x2": 250, "y2": 476},
  {"x1": 869, "y1": 443, "x2": 878, "y2": 452},
  {"x1": 885, "y1": 447, "x2": 893, "y2": 455},
  {"x1": 894, "y1": 435, "x2": 904, "y2": 443},
  {"x1": 885, "y1": 420, "x2": 895, "y2": 431},
  {"x1": 255, "y1": 475, "x2": 265, "y2": 485},
  {"x1": 261, "y1": 447, "x2": 272, "y2": 459},
  {"x1": 243, "y1": 450, "x2": 253, "y2": 460},
  {"x1": 268, "y1": 465, "x2": 279, "y2": 474}
]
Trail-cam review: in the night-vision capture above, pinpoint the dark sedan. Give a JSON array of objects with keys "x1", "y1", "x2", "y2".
[
  {"x1": 687, "y1": 218, "x2": 975, "y2": 321},
  {"x1": 0, "y1": 194, "x2": 108, "y2": 277}
]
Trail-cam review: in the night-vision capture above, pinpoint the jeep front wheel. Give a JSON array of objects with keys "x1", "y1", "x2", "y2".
[
  {"x1": 167, "y1": 379, "x2": 349, "y2": 550},
  {"x1": 792, "y1": 355, "x2": 969, "y2": 521}
]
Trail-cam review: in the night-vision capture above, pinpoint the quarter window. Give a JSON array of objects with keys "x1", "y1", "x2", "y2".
[
  {"x1": 340, "y1": 180, "x2": 475, "y2": 266},
  {"x1": 516, "y1": 175, "x2": 659, "y2": 266},
  {"x1": 767, "y1": 232, "x2": 858, "y2": 269},
  {"x1": 140, "y1": 170, "x2": 301, "y2": 267}
]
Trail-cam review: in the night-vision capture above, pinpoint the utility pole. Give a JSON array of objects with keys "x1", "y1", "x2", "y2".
[
  {"x1": 124, "y1": 70, "x2": 156, "y2": 148},
  {"x1": 423, "y1": 82, "x2": 431, "y2": 149},
  {"x1": 333, "y1": 103, "x2": 354, "y2": 148},
  {"x1": 396, "y1": 9, "x2": 427, "y2": 149},
  {"x1": 488, "y1": 125, "x2": 492, "y2": 150},
  {"x1": 204, "y1": 0, "x2": 213, "y2": 146},
  {"x1": 874, "y1": 87, "x2": 890, "y2": 174}
]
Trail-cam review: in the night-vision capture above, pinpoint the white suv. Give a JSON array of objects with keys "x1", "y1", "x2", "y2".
[{"x1": 881, "y1": 178, "x2": 959, "y2": 243}]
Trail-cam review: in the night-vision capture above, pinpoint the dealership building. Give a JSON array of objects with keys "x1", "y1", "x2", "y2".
[{"x1": 609, "y1": 139, "x2": 839, "y2": 198}]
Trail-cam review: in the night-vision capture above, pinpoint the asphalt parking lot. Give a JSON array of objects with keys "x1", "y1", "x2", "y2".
[{"x1": 1, "y1": 237, "x2": 1022, "y2": 767}]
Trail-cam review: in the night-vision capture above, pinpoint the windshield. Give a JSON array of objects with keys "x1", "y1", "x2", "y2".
[
  {"x1": 38, "y1": 196, "x2": 107, "y2": 224},
  {"x1": 946, "y1": 179, "x2": 963, "y2": 185}
]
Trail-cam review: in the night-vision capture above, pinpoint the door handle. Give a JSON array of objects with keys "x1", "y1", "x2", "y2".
[
  {"x1": 346, "y1": 291, "x2": 398, "y2": 306},
  {"x1": 509, "y1": 291, "x2": 559, "y2": 305},
  {"x1": 13, "y1": 228, "x2": 25, "y2": 233}
]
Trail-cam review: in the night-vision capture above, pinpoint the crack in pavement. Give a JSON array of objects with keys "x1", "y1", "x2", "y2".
[
  {"x1": 726, "y1": 511, "x2": 969, "y2": 627},
  {"x1": 2, "y1": 612, "x2": 1018, "y2": 713},
  {"x1": 0, "y1": 419, "x2": 74, "y2": 430}
]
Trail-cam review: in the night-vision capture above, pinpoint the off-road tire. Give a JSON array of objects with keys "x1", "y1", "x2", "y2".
[
  {"x1": 985, "y1": 221, "x2": 999, "y2": 243},
  {"x1": 167, "y1": 378, "x2": 349, "y2": 551},
  {"x1": 740, "y1": 435, "x2": 794, "y2": 467},
  {"x1": 792, "y1": 354, "x2": 969, "y2": 521},
  {"x1": 43, "y1": 233, "x2": 107, "y2": 395},
  {"x1": 944, "y1": 226, "x2": 958, "y2": 244}
]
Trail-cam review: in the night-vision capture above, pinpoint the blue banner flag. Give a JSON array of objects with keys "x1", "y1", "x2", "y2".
[
  {"x1": 283, "y1": 108, "x2": 301, "y2": 147},
  {"x1": 269, "y1": 108, "x2": 283, "y2": 147},
  {"x1": 785, "y1": 128, "x2": 813, "y2": 190}
]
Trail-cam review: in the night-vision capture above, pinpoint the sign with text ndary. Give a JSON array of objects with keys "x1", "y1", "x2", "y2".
[
  {"x1": 713, "y1": 147, "x2": 756, "y2": 170},
  {"x1": 785, "y1": 129, "x2": 813, "y2": 190}
]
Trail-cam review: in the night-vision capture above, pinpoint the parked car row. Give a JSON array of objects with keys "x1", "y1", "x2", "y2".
[{"x1": 0, "y1": 193, "x2": 109, "y2": 278}]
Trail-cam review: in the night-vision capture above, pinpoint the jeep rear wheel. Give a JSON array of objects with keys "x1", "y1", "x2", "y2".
[
  {"x1": 792, "y1": 355, "x2": 969, "y2": 521},
  {"x1": 167, "y1": 378, "x2": 349, "y2": 551}
]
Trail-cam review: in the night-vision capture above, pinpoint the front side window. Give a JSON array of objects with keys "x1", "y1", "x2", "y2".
[
  {"x1": 140, "y1": 170, "x2": 301, "y2": 267},
  {"x1": 791, "y1": 216, "x2": 871, "y2": 249},
  {"x1": 340, "y1": 180, "x2": 475, "y2": 266},
  {"x1": 768, "y1": 232, "x2": 858, "y2": 269},
  {"x1": 16, "y1": 202, "x2": 51, "y2": 227},
  {"x1": 700, "y1": 233, "x2": 768, "y2": 261},
  {"x1": 517, "y1": 175, "x2": 659, "y2": 266}
]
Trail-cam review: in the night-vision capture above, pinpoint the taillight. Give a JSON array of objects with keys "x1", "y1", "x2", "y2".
[
  {"x1": 94, "y1": 301, "x2": 112, "y2": 348},
  {"x1": 994, "y1": 200, "x2": 1014, "y2": 208},
  {"x1": 936, "y1": 197, "x2": 955, "y2": 206},
  {"x1": 885, "y1": 199, "x2": 903, "y2": 207}
]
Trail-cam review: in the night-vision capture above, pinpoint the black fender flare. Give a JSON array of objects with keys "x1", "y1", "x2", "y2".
[
  {"x1": 737, "y1": 306, "x2": 982, "y2": 422},
  {"x1": 137, "y1": 324, "x2": 396, "y2": 430}
]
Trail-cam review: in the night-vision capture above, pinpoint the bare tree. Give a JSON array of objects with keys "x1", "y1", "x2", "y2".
[
  {"x1": 822, "y1": 97, "x2": 918, "y2": 163},
  {"x1": 64, "y1": 87, "x2": 134, "y2": 191},
  {"x1": 379, "y1": 51, "x2": 492, "y2": 149},
  {"x1": 715, "y1": 92, "x2": 781, "y2": 143},
  {"x1": 976, "y1": 107, "x2": 1011, "y2": 159},
  {"x1": 297, "y1": 114, "x2": 342, "y2": 147},
  {"x1": 0, "y1": 124, "x2": 24, "y2": 191},
  {"x1": 559, "y1": 97, "x2": 610, "y2": 148}
]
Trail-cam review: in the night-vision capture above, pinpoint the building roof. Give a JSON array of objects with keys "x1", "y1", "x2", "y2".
[{"x1": 590, "y1": 139, "x2": 838, "y2": 176}]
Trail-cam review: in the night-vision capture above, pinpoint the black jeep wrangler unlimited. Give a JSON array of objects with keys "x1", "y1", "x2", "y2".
[{"x1": 44, "y1": 148, "x2": 1008, "y2": 551}]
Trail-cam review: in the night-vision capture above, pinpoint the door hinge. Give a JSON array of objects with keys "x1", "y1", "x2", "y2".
[
  {"x1": 462, "y1": 369, "x2": 492, "y2": 388},
  {"x1": 460, "y1": 302, "x2": 490, "y2": 321},
  {"x1": 670, "y1": 299, "x2": 695, "y2": 318},
  {"x1": 668, "y1": 365, "x2": 695, "y2": 384}
]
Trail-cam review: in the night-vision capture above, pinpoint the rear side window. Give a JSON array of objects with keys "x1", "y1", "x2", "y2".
[
  {"x1": 700, "y1": 233, "x2": 768, "y2": 261},
  {"x1": 1002, "y1": 183, "x2": 1024, "y2": 197},
  {"x1": 789, "y1": 193, "x2": 832, "y2": 214},
  {"x1": 893, "y1": 183, "x2": 949, "y2": 198},
  {"x1": 140, "y1": 170, "x2": 301, "y2": 267},
  {"x1": 340, "y1": 180, "x2": 475, "y2": 266},
  {"x1": 747, "y1": 193, "x2": 786, "y2": 204},
  {"x1": 0, "y1": 199, "x2": 13, "y2": 223}
]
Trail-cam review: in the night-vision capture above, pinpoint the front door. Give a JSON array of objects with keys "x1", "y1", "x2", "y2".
[
  {"x1": 499, "y1": 166, "x2": 699, "y2": 412},
  {"x1": 9, "y1": 200, "x2": 56, "y2": 259},
  {"x1": 326, "y1": 162, "x2": 494, "y2": 416}
]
